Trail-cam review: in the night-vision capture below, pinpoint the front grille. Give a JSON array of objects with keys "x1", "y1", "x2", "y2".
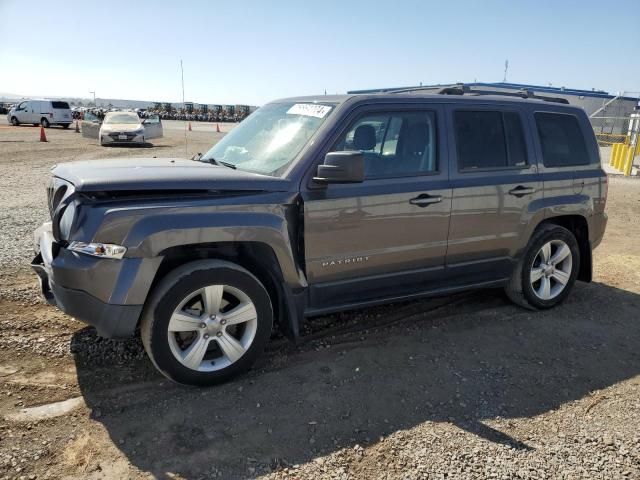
[
  {"x1": 108, "y1": 132, "x2": 138, "y2": 141},
  {"x1": 47, "y1": 178, "x2": 73, "y2": 220}
]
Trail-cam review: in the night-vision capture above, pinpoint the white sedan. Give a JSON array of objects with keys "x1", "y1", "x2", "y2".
[{"x1": 81, "y1": 111, "x2": 163, "y2": 146}]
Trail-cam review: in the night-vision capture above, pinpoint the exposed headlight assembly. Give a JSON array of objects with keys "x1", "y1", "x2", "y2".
[{"x1": 68, "y1": 242, "x2": 127, "y2": 259}]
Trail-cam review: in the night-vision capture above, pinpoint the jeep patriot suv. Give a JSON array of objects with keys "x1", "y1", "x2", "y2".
[{"x1": 32, "y1": 87, "x2": 608, "y2": 386}]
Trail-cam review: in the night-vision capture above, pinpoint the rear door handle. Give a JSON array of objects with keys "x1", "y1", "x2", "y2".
[
  {"x1": 409, "y1": 194, "x2": 442, "y2": 207},
  {"x1": 508, "y1": 186, "x2": 536, "y2": 197}
]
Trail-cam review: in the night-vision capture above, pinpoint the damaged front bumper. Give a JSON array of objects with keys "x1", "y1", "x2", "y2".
[{"x1": 30, "y1": 222, "x2": 143, "y2": 339}]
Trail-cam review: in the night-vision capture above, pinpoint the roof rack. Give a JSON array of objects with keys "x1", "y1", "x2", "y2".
[{"x1": 385, "y1": 83, "x2": 570, "y2": 104}]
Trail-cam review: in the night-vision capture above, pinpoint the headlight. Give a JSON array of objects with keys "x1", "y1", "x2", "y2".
[{"x1": 68, "y1": 242, "x2": 127, "y2": 259}]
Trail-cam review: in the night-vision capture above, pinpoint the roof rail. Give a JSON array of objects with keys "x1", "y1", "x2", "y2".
[{"x1": 384, "y1": 83, "x2": 570, "y2": 104}]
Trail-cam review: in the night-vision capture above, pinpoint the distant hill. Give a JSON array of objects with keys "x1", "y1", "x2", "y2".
[{"x1": 0, "y1": 93, "x2": 249, "y2": 109}]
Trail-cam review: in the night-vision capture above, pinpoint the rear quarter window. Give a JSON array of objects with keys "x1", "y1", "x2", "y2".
[
  {"x1": 52, "y1": 101, "x2": 70, "y2": 109},
  {"x1": 535, "y1": 112, "x2": 590, "y2": 167}
]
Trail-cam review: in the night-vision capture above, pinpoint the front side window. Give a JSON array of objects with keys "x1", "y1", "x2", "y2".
[
  {"x1": 535, "y1": 112, "x2": 590, "y2": 167},
  {"x1": 203, "y1": 102, "x2": 334, "y2": 176},
  {"x1": 332, "y1": 111, "x2": 437, "y2": 178},
  {"x1": 454, "y1": 110, "x2": 527, "y2": 170}
]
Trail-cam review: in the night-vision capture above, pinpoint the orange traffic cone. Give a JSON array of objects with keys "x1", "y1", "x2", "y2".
[
  {"x1": 188, "y1": 122, "x2": 192, "y2": 132},
  {"x1": 74, "y1": 120, "x2": 80, "y2": 133},
  {"x1": 39, "y1": 126, "x2": 47, "y2": 142},
  {"x1": 216, "y1": 123, "x2": 220, "y2": 133}
]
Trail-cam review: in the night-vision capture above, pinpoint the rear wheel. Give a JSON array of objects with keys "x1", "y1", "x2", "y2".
[
  {"x1": 505, "y1": 224, "x2": 580, "y2": 310},
  {"x1": 41, "y1": 118, "x2": 50, "y2": 128},
  {"x1": 140, "y1": 260, "x2": 273, "y2": 386},
  {"x1": 62, "y1": 123, "x2": 70, "y2": 129}
]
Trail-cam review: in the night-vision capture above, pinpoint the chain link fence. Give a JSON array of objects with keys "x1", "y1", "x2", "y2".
[{"x1": 589, "y1": 93, "x2": 640, "y2": 146}]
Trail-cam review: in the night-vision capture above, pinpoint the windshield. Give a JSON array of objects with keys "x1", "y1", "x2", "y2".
[
  {"x1": 104, "y1": 113, "x2": 140, "y2": 124},
  {"x1": 202, "y1": 102, "x2": 335, "y2": 175}
]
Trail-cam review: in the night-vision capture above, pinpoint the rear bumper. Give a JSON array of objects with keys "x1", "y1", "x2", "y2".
[{"x1": 31, "y1": 222, "x2": 142, "y2": 339}]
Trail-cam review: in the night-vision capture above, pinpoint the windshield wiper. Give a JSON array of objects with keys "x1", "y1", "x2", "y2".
[
  {"x1": 217, "y1": 160, "x2": 237, "y2": 170},
  {"x1": 195, "y1": 154, "x2": 236, "y2": 169}
]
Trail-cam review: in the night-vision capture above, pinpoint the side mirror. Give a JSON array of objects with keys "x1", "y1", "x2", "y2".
[{"x1": 314, "y1": 151, "x2": 365, "y2": 184}]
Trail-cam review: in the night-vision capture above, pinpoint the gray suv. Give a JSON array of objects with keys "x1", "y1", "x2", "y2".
[{"x1": 32, "y1": 89, "x2": 608, "y2": 386}]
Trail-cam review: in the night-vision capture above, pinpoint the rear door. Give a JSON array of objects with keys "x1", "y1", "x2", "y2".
[
  {"x1": 81, "y1": 111, "x2": 101, "y2": 138},
  {"x1": 445, "y1": 104, "x2": 543, "y2": 284},
  {"x1": 302, "y1": 104, "x2": 452, "y2": 311},
  {"x1": 143, "y1": 114, "x2": 163, "y2": 139},
  {"x1": 51, "y1": 101, "x2": 71, "y2": 124}
]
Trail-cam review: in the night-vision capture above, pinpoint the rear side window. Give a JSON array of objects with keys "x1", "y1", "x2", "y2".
[
  {"x1": 535, "y1": 112, "x2": 589, "y2": 167},
  {"x1": 52, "y1": 101, "x2": 70, "y2": 109},
  {"x1": 454, "y1": 110, "x2": 527, "y2": 170}
]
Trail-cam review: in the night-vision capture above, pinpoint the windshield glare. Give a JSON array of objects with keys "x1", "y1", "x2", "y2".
[
  {"x1": 104, "y1": 113, "x2": 140, "y2": 124},
  {"x1": 202, "y1": 102, "x2": 334, "y2": 175}
]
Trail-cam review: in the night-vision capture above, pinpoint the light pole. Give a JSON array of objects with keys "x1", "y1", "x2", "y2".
[{"x1": 89, "y1": 91, "x2": 96, "y2": 107}]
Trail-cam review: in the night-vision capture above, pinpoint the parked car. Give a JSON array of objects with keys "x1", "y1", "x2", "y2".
[
  {"x1": 32, "y1": 90, "x2": 608, "y2": 386},
  {"x1": 80, "y1": 111, "x2": 163, "y2": 146},
  {"x1": 7, "y1": 99, "x2": 72, "y2": 128}
]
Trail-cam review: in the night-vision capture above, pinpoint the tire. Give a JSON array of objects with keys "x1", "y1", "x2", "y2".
[
  {"x1": 10, "y1": 117, "x2": 19, "y2": 126},
  {"x1": 62, "y1": 123, "x2": 70, "y2": 129},
  {"x1": 140, "y1": 260, "x2": 273, "y2": 386},
  {"x1": 41, "y1": 118, "x2": 50, "y2": 128},
  {"x1": 505, "y1": 224, "x2": 580, "y2": 310}
]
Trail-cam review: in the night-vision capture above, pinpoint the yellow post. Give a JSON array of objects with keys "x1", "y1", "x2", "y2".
[
  {"x1": 609, "y1": 143, "x2": 619, "y2": 166},
  {"x1": 617, "y1": 145, "x2": 628, "y2": 171},
  {"x1": 624, "y1": 142, "x2": 638, "y2": 176}
]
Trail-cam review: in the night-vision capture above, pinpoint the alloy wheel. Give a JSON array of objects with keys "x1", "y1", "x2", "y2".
[
  {"x1": 167, "y1": 284, "x2": 258, "y2": 372},
  {"x1": 529, "y1": 239, "x2": 572, "y2": 300}
]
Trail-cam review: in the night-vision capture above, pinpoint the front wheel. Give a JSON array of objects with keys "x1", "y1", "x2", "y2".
[
  {"x1": 140, "y1": 260, "x2": 273, "y2": 386},
  {"x1": 11, "y1": 117, "x2": 19, "y2": 126},
  {"x1": 505, "y1": 224, "x2": 580, "y2": 310}
]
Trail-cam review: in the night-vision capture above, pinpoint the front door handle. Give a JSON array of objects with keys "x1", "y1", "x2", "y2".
[
  {"x1": 409, "y1": 194, "x2": 442, "y2": 207},
  {"x1": 508, "y1": 186, "x2": 536, "y2": 197}
]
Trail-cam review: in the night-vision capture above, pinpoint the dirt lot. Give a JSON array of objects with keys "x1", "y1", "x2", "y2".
[{"x1": 0, "y1": 120, "x2": 639, "y2": 480}]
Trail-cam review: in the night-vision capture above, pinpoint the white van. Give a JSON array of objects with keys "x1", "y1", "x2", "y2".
[{"x1": 7, "y1": 100, "x2": 73, "y2": 128}]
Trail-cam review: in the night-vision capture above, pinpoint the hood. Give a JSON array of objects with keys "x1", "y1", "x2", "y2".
[
  {"x1": 52, "y1": 158, "x2": 292, "y2": 193},
  {"x1": 100, "y1": 123, "x2": 143, "y2": 132}
]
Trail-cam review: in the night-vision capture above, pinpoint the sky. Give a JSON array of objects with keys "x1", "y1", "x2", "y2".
[{"x1": 1, "y1": 0, "x2": 638, "y2": 106}]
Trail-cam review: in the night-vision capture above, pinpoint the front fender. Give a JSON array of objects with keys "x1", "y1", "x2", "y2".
[{"x1": 121, "y1": 212, "x2": 305, "y2": 288}]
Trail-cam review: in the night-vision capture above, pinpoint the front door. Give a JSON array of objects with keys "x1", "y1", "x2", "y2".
[
  {"x1": 302, "y1": 105, "x2": 452, "y2": 311},
  {"x1": 14, "y1": 101, "x2": 30, "y2": 123},
  {"x1": 81, "y1": 112, "x2": 101, "y2": 139},
  {"x1": 444, "y1": 105, "x2": 543, "y2": 283},
  {"x1": 143, "y1": 114, "x2": 163, "y2": 139}
]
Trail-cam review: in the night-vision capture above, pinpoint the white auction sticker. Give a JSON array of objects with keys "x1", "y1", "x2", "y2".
[{"x1": 286, "y1": 103, "x2": 332, "y2": 118}]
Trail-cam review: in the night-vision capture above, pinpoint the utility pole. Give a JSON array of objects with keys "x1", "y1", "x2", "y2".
[
  {"x1": 89, "y1": 91, "x2": 96, "y2": 107},
  {"x1": 503, "y1": 60, "x2": 509, "y2": 83}
]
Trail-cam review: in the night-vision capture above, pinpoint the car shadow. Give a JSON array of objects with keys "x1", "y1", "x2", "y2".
[
  {"x1": 72, "y1": 281, "x2": 640, "y2": 479},
  {"x1": 101, "y1": 143, "x2": 154, "y2": 148}
]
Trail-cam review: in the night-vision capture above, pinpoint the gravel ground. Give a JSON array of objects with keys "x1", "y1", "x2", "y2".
[{"x1": 0, "y1": 120, "x2": 639, "y2": 480}]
